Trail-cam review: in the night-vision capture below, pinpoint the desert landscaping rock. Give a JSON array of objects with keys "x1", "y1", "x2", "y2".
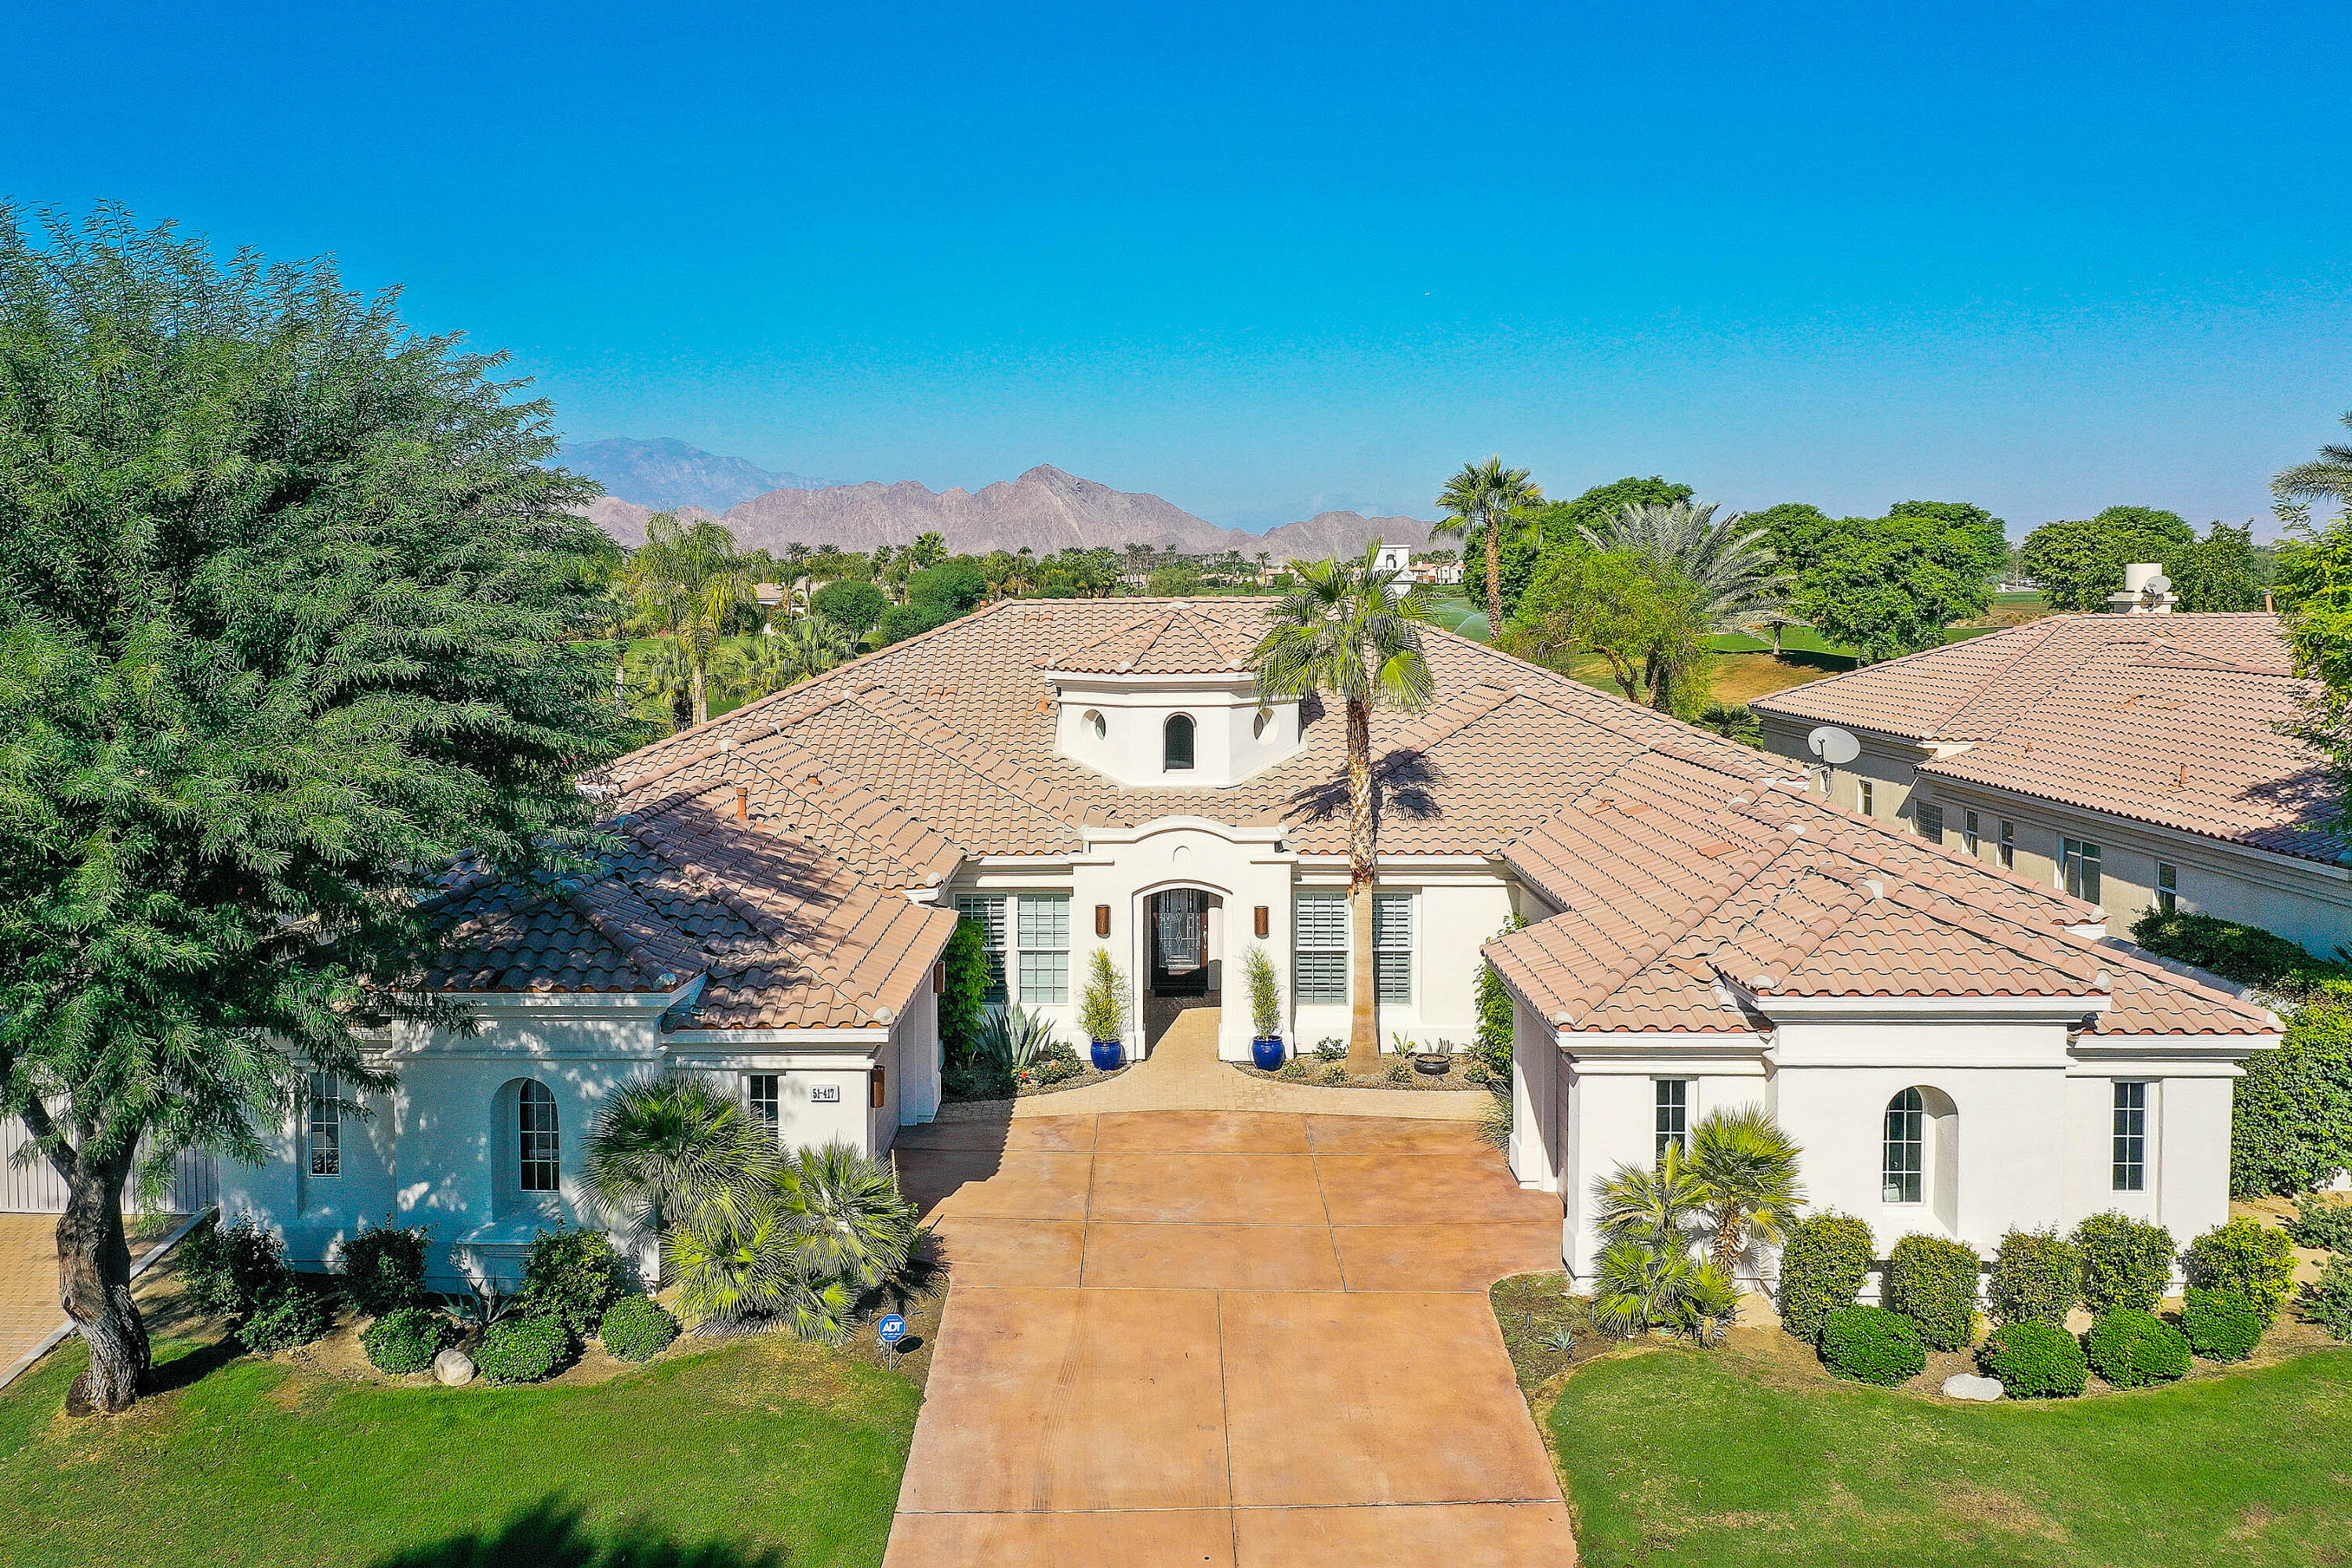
[
  {"x1": 1942, "y1": 1373, "x2": 2003, "y2": 1401},
  {"x1": 433, "y1": 1348, "x2": 475, "y2": 1386}
]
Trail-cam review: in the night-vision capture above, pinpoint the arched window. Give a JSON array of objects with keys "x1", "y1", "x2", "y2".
[
  {"x1": 1163, "y1": 713, "x2": 1196, "y2": 771},
  {"x1": 519, "y1": 1081, "x2": 561, "y2": 1192},
  {"x1": 1882, "y1": 1087, "x2": 1924, "y2": 1203}
]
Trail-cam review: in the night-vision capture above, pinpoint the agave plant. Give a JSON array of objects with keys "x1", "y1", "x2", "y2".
[
  {"x1": 975, "y1": 1004, "x2": 1058, "y2": 1076},
  {"x1": 584, "y1": 1074, "x2": 781, "y2": 1239},
  {"x1": 440, "y1": 1280, "x2": 526, "y2": 1333}
]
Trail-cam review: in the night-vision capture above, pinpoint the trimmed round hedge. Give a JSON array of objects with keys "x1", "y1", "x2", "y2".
[
  {"x1": 1819, "y1": 1305, "x2": 1926, "y2": 1387},
  {"x1": 362, "y1": 1305, "x2": 454, "y2": 1375},
  {"x1": 1978, "y1": 1322, "x2": 2089, "y2": 1398},
  {"x1": 1778, "y1": 1213, "x2": 1875, "y2": 1342},
  {"x1": 2084, "y1": 1308, "x2": 2190, "y2": 1388},
  {"x1": 598, "y1": 1296, "x2": 680, "y2": 1363},
  {"x1": 2181, "y1": 1287, "x2": 2264, "y2": 1361},
  {"x1": 477, "y1": 1315, "x2": 571, "y2": 1385},
  {"x1": 1884, "y1": 1234, "x2": 1982, "y2": 1351}
]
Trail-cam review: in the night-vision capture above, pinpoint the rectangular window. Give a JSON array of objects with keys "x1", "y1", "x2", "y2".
[
  {"x1": 1016, "y1": 895, "x2": 1070, "y2": 1004},
  {"x1": 746, "y1": 1073, "x2": 780, "y2": 1135},
  {"x1": 1857, "y1": 779, "x2": 1875, "y2": 816},
  {"x1": 954, "y1": 895, "x2": 1009, "y2": 1004},
  {"x1": 1998, "y1": 819, "x2": 2015, "y2": 870},
  {"x1": 1655, "y1": 1080, "x2": 1690, "y2": 1163},
  {"x1": 2062, "y1": 837, "x2": 2103, "y2": 906},
  {"x1": 1373, "y1": 891, "x2": 1414, "y2": 1006},
  {"x1": 1916, "y1": 803, "x2": 1945, "y2": 843},
  {"x1": 2113, "y1": 1081, "x2": 2148, "y2": 1192},
  {"x1": 307, "y1": 1072, "x2": 341, "y2": 1178},
  {"x1": 2156, "y1": 862, "x2": 2178, "y2": 916},
  {"x1": 1294, "y1": 891, "x2": 1349, "y2": 1004},
  {"x1": 1963, "y1": 810, "x2": 1981, "y2": 855}
]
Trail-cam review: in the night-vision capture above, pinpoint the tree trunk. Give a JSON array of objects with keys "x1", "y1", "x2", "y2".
[
  {"x1": 1345, "y1": 695, "x2": 1380, "y2": 1076},
  {"x1": 690, "y1": 661, "x2": 709, "y2": 726},
  {"x1": 1484, "y1": 521, "x2": 1504, "y2": 631},
  {"x1": 1712, "y1": 1211, "x2": 1744, "y2": 1282},
  {"x1": 56, "y1": 1149, "x2": 147, "y2": 1414},
  {"x1": 614, "y1": 655, "x2": 628, "y2": 718}
]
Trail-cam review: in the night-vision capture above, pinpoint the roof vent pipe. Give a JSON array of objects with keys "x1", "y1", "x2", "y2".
[{"x1": 735, "y1": 786, "x2": 749, "y2": 820}]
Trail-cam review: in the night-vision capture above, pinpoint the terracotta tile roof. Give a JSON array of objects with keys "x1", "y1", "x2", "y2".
[{"x1": 1040, "y1": 602, "x2": 1262, "y2": 674}]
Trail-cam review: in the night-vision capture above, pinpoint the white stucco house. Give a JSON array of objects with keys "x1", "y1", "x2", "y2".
[{"x1": 215, "y1": 595, "x2": 2278, "y2": 1292}]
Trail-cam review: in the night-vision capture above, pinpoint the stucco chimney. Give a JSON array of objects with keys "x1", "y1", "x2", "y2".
[{"x1": 2109, "y1": 562, "x2": 2176, "y2": 615}]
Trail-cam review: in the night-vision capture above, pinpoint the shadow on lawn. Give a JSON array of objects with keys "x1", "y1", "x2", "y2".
[{"x1": 372, "y1": 1497, "x2": 788, "y2": 1568}]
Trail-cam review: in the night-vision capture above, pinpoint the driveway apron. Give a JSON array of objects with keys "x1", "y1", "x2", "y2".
[{"x1": 884, "y1": 1110, "x2": 1577, "y2": 1566}]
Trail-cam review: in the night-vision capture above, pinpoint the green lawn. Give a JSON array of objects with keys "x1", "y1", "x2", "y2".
[
  {"x1": 1546, "y1": 1342, "x2": 2352, "y2": 1568},
  {"x1": 0, "y1": 1331, "x2": 918, "y2": 1568}
]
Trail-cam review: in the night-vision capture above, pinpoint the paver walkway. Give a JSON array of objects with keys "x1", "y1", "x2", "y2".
[
  {"x1": 942, "y1": 1007, "x2": 1491, "y2": 1122},
  {"x1": 0, "y1": 1214, "x2": 60, "y2": 1377},
  {"x1": 884, "y1": 1109, "x2": 1577, "y2": 1566}
]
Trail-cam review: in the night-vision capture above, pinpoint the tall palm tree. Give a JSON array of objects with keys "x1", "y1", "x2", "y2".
[
  {"x1": 717, "y1": 634, "x2": 806, "y2": 707},
  {"x1": 2274, "y1": 407, "x2": 2352, "y2": 510},
  {"x1": 1687, "y1": 1105, "x2": 1806, "y2": 1279},
  {"x1": 583, "y1": 1075, "x2": 779, "y2": 1239},
  {"x1": 1580, "y1": 499, "x2": 1788, "y2": 637},
  {"x1": 1250, "y1": 544, "x2": 1434, "y2": 1073},
  {"x1": 1433, "y1": 457, "x2": 1544, "y2": 632},
  {"x1": 623, "y1": 513, "x2": 761, "y2": 725}
]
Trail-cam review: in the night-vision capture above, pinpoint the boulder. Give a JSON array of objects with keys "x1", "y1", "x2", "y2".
[
  {"x1": 432, "y1": 1348, "x2": 476, "y2": 1387},
  {"x1": 1941, "y1": 1373, "x2": 2003, "y2": 1401}
]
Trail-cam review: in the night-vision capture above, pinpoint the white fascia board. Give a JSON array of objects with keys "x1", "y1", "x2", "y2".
[
  {"x1": 386, "y1": 1036, "x2": 666, "y2": 1062},
  {"x1": 1555, "y1": 1031, "x2": 1772, "y2": 1067},
  {"x1": 665, "y1": 1027, "x2": 892, "y2": 1048},
  {"x1": 960, "y1": 856, "x2": 1076, "y2": 873},
  {"x1": 1042, "y1": 669, "x2": 1258, "y2": 693},
  {"x1": 2068, "y1": 1033, "x2": 2279, "y2": 1069},
  {"x1": 1078, "y1": 815, "x2": 1290, "y2": 851},
  {"x1": 1744, "y1": 992, "x2": 2111, "y2": 1025}
]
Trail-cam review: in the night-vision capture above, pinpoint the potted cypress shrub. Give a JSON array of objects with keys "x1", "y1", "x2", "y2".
[
  {"x1": 1080, "y1": 948, "x2": 1131, "y2": 1072},
  {"x1": 1245, "y1": 946, "x2": 1286, "y2": 1069}
]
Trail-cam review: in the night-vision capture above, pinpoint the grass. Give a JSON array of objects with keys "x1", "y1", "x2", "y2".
[
  {"x1": 1535, "y1": 1330, "x2": 2352, "y2": 1568},
  {"x1": 0, "y1": 1328, "x2": 919, "y2": 1568}
]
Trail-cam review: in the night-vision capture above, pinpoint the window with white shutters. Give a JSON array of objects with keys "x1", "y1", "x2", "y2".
[
  {"x1": 1373, "y1": 891, "x2": 1414, "y2": 1006},
  {"x1": 1017, "y1": 895, "x2": 1070, "y2": 1004},
  {"x1": 955, "y1": 895, "x2": 1008, "y2": 1003},
  {"x1": 1294, "y1": 891, "x2": 1348, "y2": 1004}
]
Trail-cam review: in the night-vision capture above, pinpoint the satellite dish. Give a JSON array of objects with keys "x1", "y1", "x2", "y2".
[
  {"x1": 1807, "y1": 725, "x2": 1861, "y2": 765},
  {"x1": 2144, "y1": 574, "x2": 2172, "y2": 598}
]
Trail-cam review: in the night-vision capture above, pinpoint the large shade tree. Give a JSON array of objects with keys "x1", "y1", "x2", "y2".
[
  {"x1": 1433, "y1": 457, "x2": 1544, "y2": 633},
  {"x1": 0, "y1": 208, "x2": 625, "y2": 1412},
  {"x1": 1578, "y1": 499, "x2": 1788, "y2": 637},
  {"x1": 1249, "y1": 546, "x2": 1433, "y2": 1073}
]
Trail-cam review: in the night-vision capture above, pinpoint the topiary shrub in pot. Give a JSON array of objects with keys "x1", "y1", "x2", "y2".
[
  {"x1": 1243, "y1": 946, "x2": 1284, "y2": 1069},
  {"x1": 1079, "y1": 947, "x2": 1132, "y2": 1072},
  {"x1": 518, "y1": 1225, "x2": 632, "y2": 1339},
  {"x1": 2183, "y1": 1218, "x2": 2297, "y2": 1323},
  {"x1": 1987, "y1": 1228, "x2": 2083, "y2": 1327},
  {"x1": 2084, "y1": 1308, "x2": 2191, "y2": 1387},
  {"x1": 2181, "y1": 1287, "x2": 2265, "y2": 1361},
  {"x1": 335, "y1": 1219, "x2": 433, "y2": 1318},
  {"x1": 2071, "y1": 1211, "x2": 2176, "y2": 1315},
  {"x1": 363, "y1": 1305, "x2": 454, "y2": 1375},
  {"x1": 238, "y1": 1278, "x2": 335, "y2": 1353},
  {"x1": 1977, "y1": 1321, "x2": 2089, "y2": 1398},
  {"x1": 477, "y1": 1316, "x2": 571, "y2": 1385},
  {"x1": 1819, "y1": 1305, "x2": 1927, "y2": 1386},
  {"x1": 1883, "y1": 1234, "x2": 1982, "y2": 1351},
  {"x1": 1778, "y1": 1213, "x2": 1875, "y2": 1343},
  {"x1": 598, "y1": 1295, "x2": 681, "y2": 1363}
]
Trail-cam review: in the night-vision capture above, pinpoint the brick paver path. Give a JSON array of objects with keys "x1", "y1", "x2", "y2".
[
  {"x1": 884, "y1": 1108, "x2": 1576, "y2": 1566},
  {"x1": 940, "y1": 1007, "x2": 1491, "y2": 1123}
]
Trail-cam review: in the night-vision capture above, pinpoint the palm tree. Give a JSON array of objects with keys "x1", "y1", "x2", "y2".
[
  {"x1": 717, "y1": 634, "x2": 805, "y2": 707},
  {"x1": 623, "y1": 513, "x2": 761, "y2": 725},
  {"x1": 633, "y1": 638, "x2": 696, "y2": 732},
  {"x1": 1578, "y1": 499, "x2": 1788, "y2": 638},
  {"x1": 2274, "y1": 407, "x2": 2352, "y2": 510},
  {"x1": 774, "y1": 613, "x2": 855, "y2": 681},
  {"x1": 1592, "y1": 1239, "x2": 1740, "y2": 1344},
  {"x1": 1687, "y1": 1105, "x2": 1806, "y2": 1279},
  {"x1": 1433, "y1": 457, "x2": 1544, "y2": 631},
  {"x1": 775, "y1": 1142, "x2": 924, "y2": 1289},
  {"x1": 1589, "y1": 1142, "x2": 1712, "y2": 1250},
  {"x1": 1249, "y1": 544, "x2": 1434, "y2": 1073},
  {"x1": 583, "y1": 1075, "x2": 779, "y2": 1238}
]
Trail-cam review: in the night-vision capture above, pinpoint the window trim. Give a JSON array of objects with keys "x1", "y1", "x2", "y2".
[
  {"x1": 307, "y1": 1072, "x2": 342, "y2": 1179},
  {"x1": 1857, "y1": 778, "x2": 1875, "y2": 817},
  {"x1": 2155, "y1": 862, "x2": 2178, "y2": 916},
  {"x1": 1372, "y1": 890, "x2": 1414, "y2": 1007},
  {"x1": 1655, "y1": 1079, "x2": 1690, "y2": 1164},
  {"x1": 2061, "y1": 837, "x2": 2103, "y2": 906},
  {"x1": 747, "y1": 1073, "x2": 781, "y2": 1137},
  {"x1": 1162, "y1": 712, "x2": 1196, "y2": 771},
  {"x1": 1015, "y1": 893, "x2": 1071, "y2": 1005},
  {"x1": 2113, "y1": 1080, "x2": 2148, "y2": 1192},
  {"x1": 1998, "y1": 818, "x2": 2015, "y2": 870},
  {"x1": 1882, "y1": 1087, "x2": 1925, "y2": 1205},
  {"x1": 955, "y1": 893, "x2": 1071, "y2": 1006},
  {"x1": 1962, "y1": 809, "x2": 1980, "y2": 856},
  {"x1": 518, "y1": 1080, "x2": 561, "y2": 1194},
  {"x1": 1915, "y1": 802, "x2": 1945, "y2": 844}
]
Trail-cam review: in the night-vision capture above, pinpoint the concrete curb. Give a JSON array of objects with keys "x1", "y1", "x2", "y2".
[{"x1": 0, "y1": 1205, "x2": 215, "y2": 1393}]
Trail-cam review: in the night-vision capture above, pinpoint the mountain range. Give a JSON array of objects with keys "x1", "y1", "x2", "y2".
[
  {"x1": 557, "y1": 437, "x2": 830, "y2": 512},
  {"x1": 567, "y1": 441, "x2": 1436, "y2": 561}
]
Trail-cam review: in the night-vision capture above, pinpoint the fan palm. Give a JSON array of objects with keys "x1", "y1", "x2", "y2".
[
  {"x1": 666, "y1": 1193, "x2": 856, "y2": 1343},
  {"x1": 775, "y1": 1142, "x2": 924, "y2": 1289},
  {"x1": 717, "y1": 633, "x2": 804, "y2": 706},
  {"x1": 632, "y1": 638, "x2": 696, "y2": 731},
  {"x1": 1579, "y1": 499, "x2": 1788, "y2": 637},
  {"x1": 583, "y1": 1074, "x2": 779, "y2": 1237},
  {"x1": 1688, "y1": 1105, "x2": 1806, "y2": 1278},
  {"x1": 1249, "y1": 545, "x2": 1435, "y2": 1073},
  {"x1": 773, "y1": 613, "x2": 856, "y2": 681},
  {"x1": 2274, "y1": 407, "x2": 2352, "y2": 509},
  {"x1": 1592, "y1": 1240, "x2": 1740, "y2": 1345},
  {"x1": 1589, "y1": 1142, "x2": 1713, "y2": 1250},
  {"x1": 623, "y1": 513, "x2": 761, "y2": 724},
  {"x1": 1433, "y1": 457, "x2": 1544, "y2": 630}
]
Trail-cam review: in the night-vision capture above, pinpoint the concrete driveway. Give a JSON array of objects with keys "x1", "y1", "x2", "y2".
[{"x1": 885, "y1": 1110, "x2": 1577, "y2": 1566}]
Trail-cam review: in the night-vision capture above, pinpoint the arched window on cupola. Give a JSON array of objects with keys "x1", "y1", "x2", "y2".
[{"x1": 1163, "y1": 713, "x2": 1196, "y2": 772}]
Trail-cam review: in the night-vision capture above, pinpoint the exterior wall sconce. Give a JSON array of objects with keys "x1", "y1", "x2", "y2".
[
  {"x1": 1254, "y1": 905, "x2": 1270, "y2": 938},
  {"x1": 932, "y1": 961, "x2": 946, "y2": 994},
  {"x1": 869, "y1": 1068, "x2": 887, "y2": 1109},
  {"x1": 1095, "y1": 903, "x2": 1112, "y2": 937}
]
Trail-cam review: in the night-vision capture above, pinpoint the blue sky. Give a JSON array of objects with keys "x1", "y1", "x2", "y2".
[{"x1": 7, "y1": 1, "x2": 2347, "y2": 534}]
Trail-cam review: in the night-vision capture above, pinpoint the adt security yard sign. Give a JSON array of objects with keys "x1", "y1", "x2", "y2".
[{"x1": 877, "y1": 1313, "x2": 907, "y2": 1366}]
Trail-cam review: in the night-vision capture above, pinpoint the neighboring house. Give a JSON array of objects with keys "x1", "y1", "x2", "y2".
[
  {"x1": 1751, "y1": 611, "x2": 2352, "y2": 958},
  {"x1": 218, "y1": 596, "x2": 2278, "y2": 1290},
  {"x1": 1370, "y1": 543, "x2": 1411, "y2": 575}
]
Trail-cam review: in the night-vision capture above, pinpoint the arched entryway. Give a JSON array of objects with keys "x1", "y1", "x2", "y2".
[{"x1": 1143, "y1": 887, "x2": 1222, "y2": 1051}]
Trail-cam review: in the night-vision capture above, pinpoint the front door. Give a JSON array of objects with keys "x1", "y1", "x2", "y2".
[{"x1": 1149, "y1": 889, "x2": 1209, "y2": 996}]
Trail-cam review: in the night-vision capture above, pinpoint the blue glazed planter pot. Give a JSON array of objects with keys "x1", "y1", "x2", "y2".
[
  {"x1": 1250, "y1": 1036, "x2": 1286, "y2": 1071},
  {"x1": 1090, "y1": 1039, "x2": 1123, "y2": 1072}
]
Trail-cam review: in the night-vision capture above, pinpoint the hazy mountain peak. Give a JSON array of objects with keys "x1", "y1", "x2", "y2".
[{"x1": 557, "y1": 437, "x2": 831, "y2": 512}]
